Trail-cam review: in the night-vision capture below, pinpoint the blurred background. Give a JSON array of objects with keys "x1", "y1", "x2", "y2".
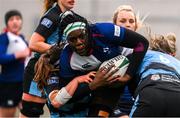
[
  {"x1": 0, "y1": 0, "x2": 180, "y2": 117},
  {"x1": 0, "y1": 0, "x2": 180, "y2": 59}
]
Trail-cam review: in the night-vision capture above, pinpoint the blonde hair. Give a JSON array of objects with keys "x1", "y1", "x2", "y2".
[
  {"x1": 43, "y1": 0, "x2": 57, "y2": 12},
  {"x1": 149, "y1": 32, "x2": 176, "y2": 54},
  {"x1": 112, "y1": 5, "x2": 147, "y2": 31}
]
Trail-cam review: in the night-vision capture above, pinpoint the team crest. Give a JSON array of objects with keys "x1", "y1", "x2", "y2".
[
  {"x1": 114, "y1": 25, "x2": 120, "y2": 37},
  {"x1": 41, "y1": 18, "x2": 53, "y2": 28},
  {"x1": 150, "y1": 74, "x2": 160, "y2": 81}
]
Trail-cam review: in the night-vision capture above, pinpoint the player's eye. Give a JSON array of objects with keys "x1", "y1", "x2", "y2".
[{"x1": 68, "y1": 36, "x2": 77, "y2": 43}]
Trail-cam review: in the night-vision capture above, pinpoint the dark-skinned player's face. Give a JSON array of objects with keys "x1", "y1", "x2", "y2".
[{"x1": 67, "y1": 29, "x2": 89, "y2": 56}]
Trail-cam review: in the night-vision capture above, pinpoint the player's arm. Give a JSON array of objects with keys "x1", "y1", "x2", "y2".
[
  {"x1": 0, "y1": 34, "x2": 30, "y2": 64},
  {"x1": 49, "y1": 65, "x2": 117, "y2": 108},
  {"x1": 0, "y1": 36, "x2": 15, "y2": 64},
  {"x1": 29, "y1": 15, "x2": 58, "y2": 53},
  {"x1": 49, "y1": 72, "x2": 94, "y2": 108},
  {"x1": 68, "y1": 65, "x2": 118, "y2": 102},
  {"x1": 29, "y1": 33, "x2": 51, "y2": 53},
  {"x1": 119, "y1": 28, "x2": 149, "y2": 80},
  {"x1": 97, "y1": 23, "x2": 149, "y2": 80}
]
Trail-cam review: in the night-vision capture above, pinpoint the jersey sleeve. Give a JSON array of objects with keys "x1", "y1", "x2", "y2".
[
  {"x1": 34, "y1": 11, "x2": 59, "y2": 39},
  {"x1": 94, "y1": 23, "x2": 125, "y2": 43},
  {"x1": 96, "y1": 23, "x2": 149, "y2": 77},
  {"x1": 0, "y1": 34, "x2": 16, "y2": 64}
]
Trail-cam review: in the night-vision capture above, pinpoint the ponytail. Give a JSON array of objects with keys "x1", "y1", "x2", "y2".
[{"x1": 43, "y1": 0, "x2": 57, "y2": 12}]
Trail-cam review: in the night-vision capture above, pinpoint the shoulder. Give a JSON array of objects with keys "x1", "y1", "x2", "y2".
[
  {"x1": 41, "y1": 4, "x2": 62, "y2": 22},
  {"x1": 0, "y1": 33, "x2": 8, "y2": 42},
  {"x1": 35, "y1": 4, "x2": 62, "y2": 34},
  {"x1": 93, "y1": 23, "x2": 124, "y2": 33},
  {"x1": 92, "y1": 22, "x2": 114, "y2": 30},
  {"x1": 19, "y1": 34, "x2": 28, "y2": 45},
  {"x1": 90, "y1": 23, "x2": 114, "y2": 35},
  {"x1": 0, "y1": 32, "x2": 7, "y2": 38},
  {"x1": 91, "y1": 23, "x2": 125, "y2": 39}
]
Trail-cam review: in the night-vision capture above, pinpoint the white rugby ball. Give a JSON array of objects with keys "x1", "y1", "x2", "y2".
[{"x1": 99, "y1": 55, "x2": 129, "y2": 77}]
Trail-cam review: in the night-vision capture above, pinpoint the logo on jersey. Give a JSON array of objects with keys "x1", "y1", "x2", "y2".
[
  {"x1": 47, "y1": 77, "x2": 59, "y2": 85},
  {"x1": 82, "y1": 62, "x2": 92, "y2": 69},
  {"x1": 103, "y1": 47, "x2": 109, "y2": 53},
  {"x1": 0, "y1": 65, "x2": 2, "y2": 74},
  {"x1": 113, "y1": 109, "x2": 122, "y2": 115},
  {"x1": 159, "y1": 55, "x2": 170, "y2": 64},
  {"x1": 151, "y1": 74, "x2": 160, "y2": 81},
  {"x1": 7, "y1": 100, "x2": 14, "y2": 106},
  {"x1": 14, "y1": 39, "x2": 18, "y2": 43},
  {"x1": 70, "y1": 52, "x2": 101, "y2": 71},
  {"x1": 114, "y1": 25, "x2": 120, "y2": 37},
  {"x1": 41, "y1": 18, "x2": 53, "y2": 28}
]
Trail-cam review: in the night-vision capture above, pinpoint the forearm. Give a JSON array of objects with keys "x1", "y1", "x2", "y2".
[
  {"x1": 119, "y1": 74, "x2": 132, "y2": 83},
  {"x1": 121, "y1": 29, "x2": 149, "y2": 77},
  {"x1": 29, "y1": 42, "x2": 51, "y2": 53},
  {"x1": 29, "y1": 33, "x2": 51, "y2": 53},
  {"x1": 50, "y1": 72, "x2": 95, "y2": 107},
  {"x1": 64, "y1": 78, "x2": 79, "y2": 96},
  {"x1": 56, "y1": 79, "x2": 92, "y2": 103},
  {"x1": 50, "y1": 77, "x2": 80, "y2": 107},
  {"x1": 0, "y1": 42, "x2": 16, "y2": 64},
  {"x1": 69, "y1": 83, "x2": 92, "y2": 102},
  {"x1": 0, "y1": 54, "x2": 15, "y2": 64}
]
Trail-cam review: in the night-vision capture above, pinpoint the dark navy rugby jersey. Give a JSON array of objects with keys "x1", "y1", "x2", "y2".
[
  {"x1": 33, "y1": 4, "x2": 62, "y2": 58},
  {"x1": 59, "y1": 23, "x2": 149, "y2": 80},
  {"x1": 35, "y1": 4, "x2": 62, "y2": 43},
  {"x1": 57, "y1": 23, "x2": 148, "y2": 115}
]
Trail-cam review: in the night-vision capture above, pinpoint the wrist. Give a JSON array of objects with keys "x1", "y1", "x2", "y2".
[
  {"x1": 54, "y1": 87, "x2": 72, "y2": 105},
  {"x1": 49, "y1": 90, "x2": 59, "y2": 101},
  {"x1": 89, "y1": 81, "x2": 98, "y2": 90},
  {"x1": 15, "y1": 52, "x2": 21, "y2": 59},
  {"x1": 120, "y1": 74, "x2": 131, "y2": 83},
  {"x1": 74, "y1": 77, "x2": 81, "y2": 84}
]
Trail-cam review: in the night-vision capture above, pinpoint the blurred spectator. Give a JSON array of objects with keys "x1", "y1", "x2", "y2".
[{"x1": 0, "y1": 9, "x2": 30, "y2": 117}]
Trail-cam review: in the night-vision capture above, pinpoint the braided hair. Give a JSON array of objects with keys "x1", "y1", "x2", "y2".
[
  {"x1": 59, "y1": 11, "x2": 89, "y2": 36},
  {"x1": 58, "y1": 10, "x2": 93, "y2": 55}
]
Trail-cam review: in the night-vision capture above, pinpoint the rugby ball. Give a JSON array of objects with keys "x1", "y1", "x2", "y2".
[{"x1": 99, "y1": 55, "x2": 129, "y2": 77}]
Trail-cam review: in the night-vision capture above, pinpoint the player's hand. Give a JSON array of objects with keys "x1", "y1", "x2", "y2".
[
  {"x1": 15, "y1": 48, "x2": 30, "y2": 59},
  {"x1": 89, "y1": 64, "x2": 119, "y2": 90},
  {"x1": 75, "y1": 71, "x2": 95, "y2": 84},
  {"x1": 49, "y1": 90, "x2": 61, "y2": 108},
  {"x1": 107, "y1": 73, "x2": 131, "y2": 83}
]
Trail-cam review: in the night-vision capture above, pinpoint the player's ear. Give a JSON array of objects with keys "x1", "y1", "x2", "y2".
[{"x1": 170, "y1": 52, "x2": 176, "y2": 57}]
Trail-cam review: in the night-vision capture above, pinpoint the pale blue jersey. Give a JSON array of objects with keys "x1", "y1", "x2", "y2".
[{"x1": 138, "y1": 50, "x2": 180, "y2": 80}]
